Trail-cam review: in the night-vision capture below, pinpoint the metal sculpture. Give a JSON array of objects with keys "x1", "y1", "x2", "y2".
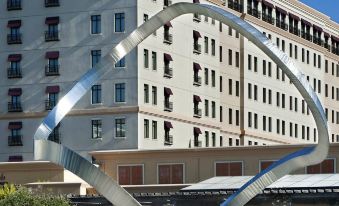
[{"x1": 33, "y1": 2, "x2": 329, "y2": 206}]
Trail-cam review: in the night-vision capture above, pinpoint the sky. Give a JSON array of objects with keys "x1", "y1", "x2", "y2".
[{"x1": 299, "y1": 0, "x2": 339, "y2": 24}]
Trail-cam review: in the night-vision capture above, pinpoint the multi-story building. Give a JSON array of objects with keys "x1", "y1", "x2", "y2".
[{"x1": 0, "y1": 0, "x2": 338, "y2": 162}]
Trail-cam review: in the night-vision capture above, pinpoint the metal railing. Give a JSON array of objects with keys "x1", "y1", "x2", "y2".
[
  {"x1": 7, "y1": 68, "x2": 22, "y2": 78},
  {"x1": 7, "y1": 34, "x2": 22, "y2": 44},
  {"x1": 193, "y1": 13, "x2": 201, "y2": 22},
  {"x1": 193, "y1": 108, "x2": 202, "y2": 118},
  {"x1": 228, "y1": 0, "x2": 243, "y2": 12},
  {"x1": 163, "y1": 32, "x2": 173, "y2": 44},
  {"x1": 45, "y1": 100, "x2": 57, "y2": 110},
  {"x1": 8, "y1": 135, "x2": 23, "y2": 146},
  {"x1": 262, "y1": 13, "x2": 275, "y2": 25},
  {"x1": 193, "y1": 76, "x2": 202, "y2": 86},
  {"x1": 163, "y1": 66, "x2": 173, "y2": 78},
  {"x1": 164, "y1": 101, "x2": 173, "y2": 112},
  {"x1": 45, "y1": 0, "x2": 59, "y2": 7},
  {"x1": 45, "y1": 65, "x2": 60, "y2": 76},
  {"x1": 45, "y1": 31, "x2": 59, "y2": 41},
  {"x1": 247, "y1": 7, "x2": 261, "y2": 19},
  {"x1": 164, "y1": 135, "x2": 173, "y2": 145},
  {"x1": 7, "y1": 0, "x2": 21, "y2": 10},
  {"x1": 193, "y1": 43, "x2": 202, "y2": 54},
  {"x1": 8, "y1": 102, "x2": 22, "y2": 112}
]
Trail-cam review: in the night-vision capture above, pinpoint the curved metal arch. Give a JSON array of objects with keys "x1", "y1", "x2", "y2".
[{"x1": 34, "y1": 2, "x2": 329, "y2": 206}]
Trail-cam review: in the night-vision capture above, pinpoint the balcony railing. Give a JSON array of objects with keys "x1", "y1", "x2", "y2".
[
  {"x1": 194, "y1": 140, "x2": 202, "y2": 147},
  {"x1": 262, "y1": 13, "x2": 275, "y2": 25},
  {"x1": 163, "y1": 32, "x2": 173, "y2": 44},
  {"x1": 301, "y1": 31, "x2": 312, "y2": 42},
  {"x1": 164, "y1": 101, "x2": 173, "y2": 112},
  {"x1": 193, "y1": 43, "x2": 202, "y2": 54},
  {"x1": 247, "y1": 7, "x2": 261, "y2": 19},
  {"x1": 276, "y1": 21, "x2": 288, "y2": 31},
  {"x1": 164, "y1": 66, "x2": 173, "y2": 78},
  {"x1": 163, "y1": 0, "x2": 172, "y2": 8},
  {"x1": 313, "y1": 37, "x2": 323, "y2": 46},
  {"x1": 7, "y1": 34, "x2": 22, "y2": 44},
  {"x1": 45, "y1": 31, "x2": 59, "y2": 41},
  {"x1": 45, "y1": 0, "x2": 59, "y2": 7},
  {"x1": 193, "y1": 108, "x2": 202, "y2": 118},
  {"x1": 8, "y1": 102, "x2": 22, "y2": 112},
  {"x1": 193, "y1": 14, "x2": 201, "y2": 22},
  {"x1": 164, "y1": 135, "x2": 173, "y2": 145},
  {"x1": 45, "y1": 100, "x2": 57, "y2": 110},
  {"x1": 289, "y1": 26, "x2": 300, "y2": 36},
  {"x1": 324, "y1": 43, "x2": 330, "y2": 51},
  {"x1": 8, "y1": 135, "x2": 23, "y2": 146},
  {"x1": 193, "y1": 76, "x2": 202, "y2": 86},
  {"x1": 228, "y1": 0, "x2": 243, "y2": 13},
  {"x1": 7, "y1": 68, "x2": 22, "y2": 78},
  {"x1": 332, "y1": 47, "x2": 339, "y2": 55},
  {"x1": 48, "y1": 132, "x2": 61, "y2": 144},
  {"x1": 7, "y1": 0, "x2": 21, "y2": 10},
  {"x1": 45, "y1": 65, "x2": 60, "y2": 76}
]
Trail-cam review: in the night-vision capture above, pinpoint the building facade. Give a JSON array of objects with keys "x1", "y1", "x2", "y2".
[{"x1": 0, "y1": 0, "x2": 338, "y2": 162}]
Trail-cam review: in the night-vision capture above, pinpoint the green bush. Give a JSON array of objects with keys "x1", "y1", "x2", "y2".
[{"x1": 0, "y1": 186, "x2": 70, "y2": 206}]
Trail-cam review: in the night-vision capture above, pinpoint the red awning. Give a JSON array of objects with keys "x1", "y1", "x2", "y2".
[
  {"x1": 46, "y1": 86, "x2": 60, "y2": 93},
  {"x1": 194, "y1": 127, "x2": 202, "y2": 134},
  {"x1": 332, "y1": 35, "x2": 339, "y2": 42},
  {"x1": 289, "y1": 13, "x2": 300, "y2": 21},
  {"x1": 8, "y1": 155, "x2": 23, "y2": 162},
  {"x1": 45, "y1": 51, "x2": 59, "y2": 59},
  {"x1": 193, "y1": 95, "x2": 202, "y2": 102},
  {"x1": 301, "y1": 19, "x2": 312, "y2": 27},
  {"x1": 193, "y1": 30, "x2": 201, "y2": 38},
  {"x1": 164, "y1": 87, "x2": 173, "y2": 96},
  {"x1": 324, "y1": 32, "x2": 330, "y2": 38},
  {"x1": 164, "y1": 22, "x2": 172, "y2": 27},
  {"x1": 8, "y1": 122, "x2": 22, "y2": 130},
  {"x1": 193, "y1": 62, "x2": 201, "y2": 71},
  {"x1": 7, "y1": 20, "x2": 21, "y2": 28},
  {"x1": 275, "y1": 6, "x2": 287, "y2": 15},
  {"x1": 262, "y1": 0, "x2": 274, "y2": 8},
  {"x1": 193, "y1": 0, "x2": 200, "y2": 3},
  {"x1": 313, "y1": 25, "x2": 323, "y2": 32},
  {"x1": 8, "y1": 54, "x2": 22, "y2": 62},
  {"x1": 8, "y1": 88, "x2": 22, "y2": 96},
  {"x1": 45, "y1": 17, "x2": 59, "y2": 24},
  {"x1": 164, "y1": 53, "x2": 173, "y2": 61},
  {"x1": 164, "y1": 121, "x2": 173, "y2": 129}
]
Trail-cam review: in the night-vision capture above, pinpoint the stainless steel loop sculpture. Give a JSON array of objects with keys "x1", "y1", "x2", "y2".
[{"x1": 33, "y1": 3, "x2": 329, "y2": 206}]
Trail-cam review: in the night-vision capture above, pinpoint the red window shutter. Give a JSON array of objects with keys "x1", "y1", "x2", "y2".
[
  {"x1": 131, "y1": 166, "x2": 143, "y2": 185},
  {"x1": 321, "y1": 159, "x2": 335, "y2": 174},
  {"x1": 118, "y1": 166, "x2": 130, "y2": 185},
  {"x1": 229, "y1": 162, "x2": 242, "y2": 176},
  {"x1": 171, "y1": 164, "x2": 183, "y2": 184},
  {"x1": 215, "y1": 162, "x2": 229, "y2": 176},
  {"x1": 260, "y1": 161, "x2": 275, "y2": 171},
  {"x1": 307, "y1": 164, "x2": 321, "y2": 174},
  {"x1": 158, "y1": 165, "x2": 171, "y2": 184}
]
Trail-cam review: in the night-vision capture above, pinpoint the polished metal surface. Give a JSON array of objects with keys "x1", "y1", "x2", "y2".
[{"x1": 33, "y1": 2, "x2": 329, "y2": 206}]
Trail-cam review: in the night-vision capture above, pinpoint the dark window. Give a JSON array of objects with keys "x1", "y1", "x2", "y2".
[
  {"x1": 144, "y1": 119, "x2": 149, "y2": 138},
  {"x1": 91, "y1": 50, "x2": 101, "y2": 67},
  {"x1": 115, "y1": 13, "x2": 125, "y2": 32},
  {"x1": 118, "y1": 165, "x2": 143, "y2": 185},
  {"x1": 91, "y1": 15, "x2": 101, "y2": 34},
  {"x1": 115, "y1": 118, "x2": 126, "y2": 138},
  {"x1": 306, "y1": 159, "x2": 335, "y2": 174},
  {"x1": 115, "y1": 57, "x2": 125, "y2": 68},
  {"x1": 115, "y1": 83, "x2": 125, "y2": 102},
  {"x1": 92, "y1": 119, "x2": 102, "y2": 139},
  {"x1": 158, "y1": 164, "x2": 183, "y2": 184},
  {"x1": 215, "y1": 162, "x2": 242, "y2": 176},
  {"x1": 91, "y1": 85, "x2": 101, "y2": 104}
]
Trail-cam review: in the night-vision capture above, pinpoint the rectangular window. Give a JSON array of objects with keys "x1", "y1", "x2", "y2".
[
  {"x1": 91, "y1": 15, "x2": 101, "y2": 34},
  {"x1": 313, "y1": 53, "x2": 316, "y2": 67},
  {"x1": 235, "y1": 81, "x2": 240, "y2": 97},
  {"x1": 276, "y1": 119, "x2": 280, "y2": 134},
  {"x1": 228, "y1": 49, "x2": 232, "y2": 65},
  {"x1": 91, "y1": 50, "x2": 101, "y2": 67},
  {"x1": 306, "y1": 159, "x2": 335, "y2": 174},
  {"x1": 205, "y1": 100, "x2": 209, "y2": 117},
  {"x1": 91, "y1": 84, "x2": 101, "y2": 104},
  {"x1": 220, "y1": 76, "x2": 223, "y2": 92},
  {"x1": 262, "y1": 60, "x2": 266, "y2": 75},
  {"x1": 205, "y1": 131, "x2": 209, "y2": 147},
  {"x1": 212, "y1": 101, "x2": 216, "y2": 118},
  {"x1": 228, "y1": 79, "x2": 232, "y2": 95},
  {"x1": 254, "y1": 56, "x2": 258, "y2": 72},
  {"x1": 92, "y1": 119, "x2": 102, "y2": 139},
  {"x1": 212, "y1": 132, "x2": 216, "y2": 147},
  {"x1": 219, "y1": 46, "x2": 223, "y2": 62},
  {"x1": 294, "y1": 45, "x2": 298, "y2": 59},
  {"x1": 254, "y1": 85, "x2": 258, "y2": 101},
  {"x1": 282, "y1": 93, "x2": 285, "y2": 108},
  {"x1": 263, "y1": 88, "x2": 266, "y2": 103},
  {"x1": 268, "y1": 117, "x2": 272, "y2": 132},
  {"x1": 211, "y1": 70, "x2": 216, "y2": 87},
  {"x1": 302, "y1": 48, "x2": 305, "y2": 62},
  {"x1": 235, "y1": 52, "x2": 239, "y2": 68},
  {"x1": 248, "y1": 112, "x2": 252, "y2": 128},
  {"x1": 152, "y1": 86, "x2": 157, "y2": 105},
  {"x1": 248, "y1": 54, "x2": 252, "y2": 71},
  {"x1": 158, "y1": 164, "x2": 184, "y2": 184},
  {"x1": 144, "y1": 119, "x2": 149, "y2": 138},
  {"x1": 254, "y1": 113, "x2": 258, "y2": 129},
  {"x1": 152, "y1": 52, "x2": 157, "y2": 70},
  {"x1": 220, "y1": 106, "x2": 223, "y2": 122},
  {"x1": 318, "y1": 55, "x2": 321, "y2": 69},
  {"x1": 144, "y1": 84, "x2": 149, "y2": 103},
  {"x1": 248, "y1": 83, "x2": 252, "y2": 99},
  {"x1": 152, "y1": 121, "x2": 157, "y2": 139},
  {"x1": 211, "y1": 39, "x2": 216, "y2": 56},
  {"x1": 306, "y1": 50, "x2": 310, "y2": 64},
  {"x1": 115, "y1": 13, "x2": 125, "y2": 32},
  {"x1": 115, "y1": 83, "x2": 125, "y2": 102},
  {"x1": 215, "y1": 161, "x2": 242, "y2": 176},
  {"x1": 235, "y1": 110, "x2": 239, "y2": 126},
  {"x1": 118, "y1": 165, "x2": 143, "y2": 185},
  {"x1": 204, "y1": 68, "x2": 209, "y2": 85},
  {"x1": 268, "y1": 89, "x2": 272, "y2": 104},
  {"x1": 115, "y1": 118, "x2": 126, "y2": 138},
  {"x1": 229, "y1": 108, "x2": 233, "y2": 125},
  {"x1": 204, "y1": 36, "x2": 209, "y2": 53},
  {"x1": 144, "y1": 49, "x2": 149, "y2": 68},
  {"x1": 115, "y1": 57, "x2": 125, "y2": 68},
  {"x1": 263, "y1": 116, "x2": 267, "y2": 131}
]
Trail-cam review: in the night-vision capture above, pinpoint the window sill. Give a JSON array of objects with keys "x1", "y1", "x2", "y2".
[{"x1": 115, "y1": 136, "x2": 126, "y2": 139}]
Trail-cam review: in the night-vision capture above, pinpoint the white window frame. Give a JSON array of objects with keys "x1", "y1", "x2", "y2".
[
  {"x1": 114, "y1": 116, "x2": 127, "y2": 139},
  {"x1": 114, "y1": 82, "x2": 126, "y2": 104}
]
